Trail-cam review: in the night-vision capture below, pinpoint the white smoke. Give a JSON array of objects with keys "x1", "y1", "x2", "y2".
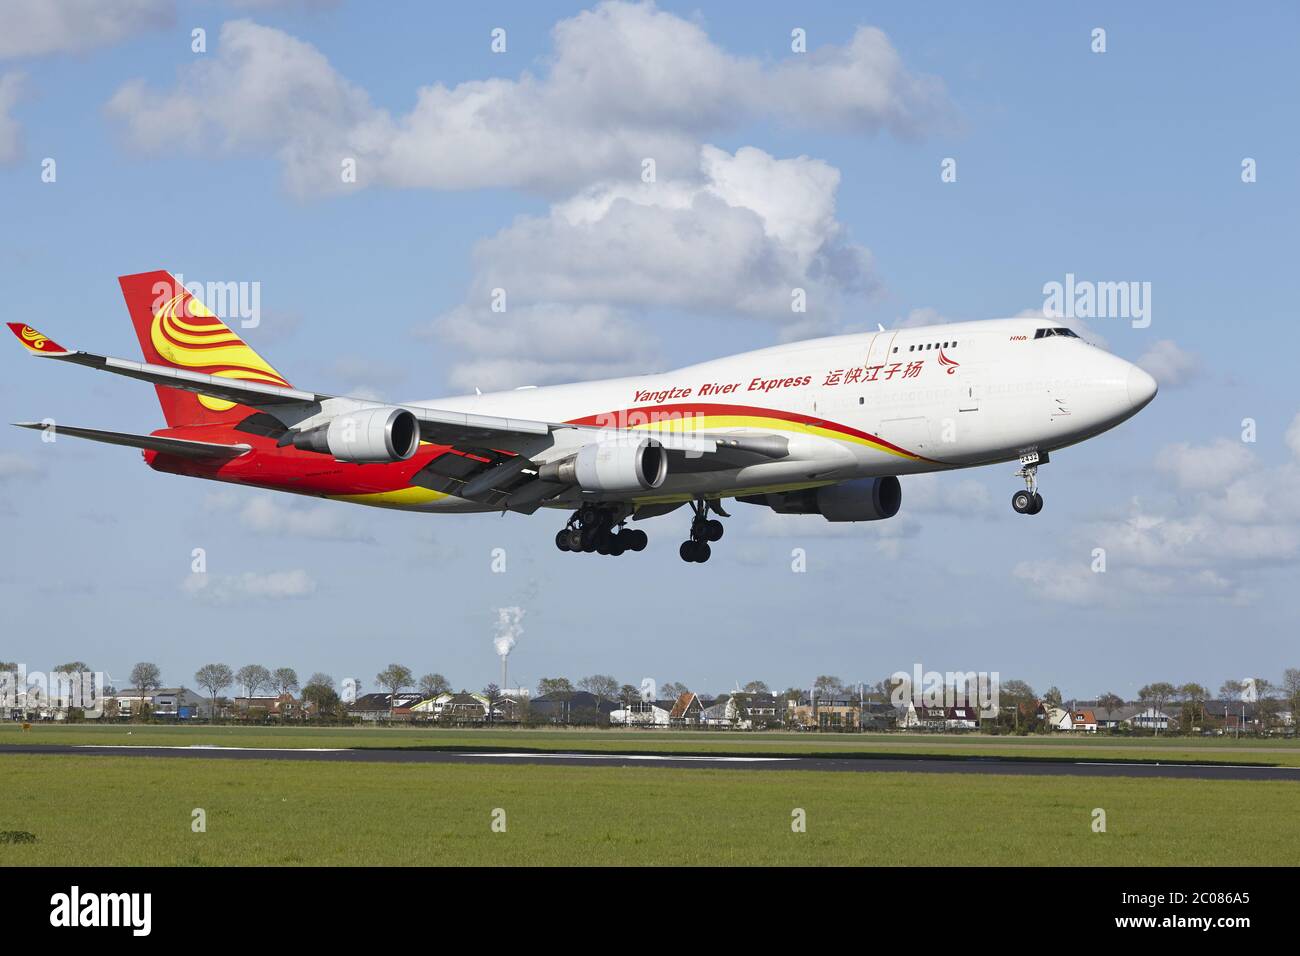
[{"x1": 494, "y1": 606, "x2": 524, "y2": 658}]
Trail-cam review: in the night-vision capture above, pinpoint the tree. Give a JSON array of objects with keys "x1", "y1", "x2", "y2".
[
  {"x1": 129, "y1": 662, "x2": 162, "y2": 719},
  {"x1": 997, "y1": 680, "x2": 1036, "y2": 733},
  {"x1": 743, "y1": 680, "x2": 770, "y2": 694},
  {"x1": 302, "y1": 673, "x2": 339, "y2": 720},
  {"x1": 418, "y1": 673, "x2": 451, "y2": 699},
  {"x1": 537, "y1": 677, "x2": 575, "y2": 698},
  {"x1": 659, "y1": 681, "x2": 687, "y2": 701},
  {"x1": 481, "y1": 683, "x2": 501, "y2": 723},
  {"x1": 272, "y1": 667, "x2": 300, "y2": 698},
  {"x1": 194, "y1": 664, "x2": 233, "y2": 721},
  {"x1": 375, "y1": 664, "x2": 414, "y2": 717},
  {"x1": 813, "y1": 675, "x2": 847, "y2": 700},
  {"x1": 1043, "y1": 686, "x2": 1064, "y2": 709},
  {"x1": 1283, "y1": 669, "x2": 1300, "y2": 729},
  {"x1": 235, "y1": 664, "x2": 272, "y2": 704},
  {"x1": 619, "y1": 684, "x2": 640, "y2": 705},
  {"x1": 1178, "y1": 683, "x2": 1208, "y2": 730},
  {"x1": 1137, "y1": 682, "x2": 1177, "y2": 736},
  {"x1": 1253, "y1": 678, "x2": 1278, "y2": 731},
  {"x1": 577, "y1": 674, "x2": 619, "y2": 710}
]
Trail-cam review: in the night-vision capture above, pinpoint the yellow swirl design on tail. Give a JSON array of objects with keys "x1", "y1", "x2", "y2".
[{"x1": 150, "y1": 292, "x2": 288, "y2": 411}]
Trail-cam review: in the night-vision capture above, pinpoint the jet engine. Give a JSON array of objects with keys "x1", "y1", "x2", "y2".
[
  {"x1": 539, "y1": 438, "x2": 668, "y2": 493},
  {"x1": 291, "y1": 407, "x2": 420, "y2": 463},
  {"x1": 739, "y1": 476, "x2": 901, "y2": 522}
]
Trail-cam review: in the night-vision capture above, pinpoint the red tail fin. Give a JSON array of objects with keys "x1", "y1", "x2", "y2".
[{"x1": 118, "y1": 271, "x2": 291, "y2": 428}]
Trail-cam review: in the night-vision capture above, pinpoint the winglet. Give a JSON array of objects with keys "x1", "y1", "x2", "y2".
[{"x1": 7, "y1": 323, "x2": 69, "y2": 356}]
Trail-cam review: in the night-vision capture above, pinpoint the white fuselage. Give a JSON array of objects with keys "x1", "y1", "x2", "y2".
[{"x1": 404, "y1": 317, "x2": 1156, "y2": 511}]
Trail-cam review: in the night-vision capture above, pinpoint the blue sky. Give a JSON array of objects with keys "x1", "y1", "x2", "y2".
[{"x1": 1, "y1": 1, "x2": 1297, "y2": 702}]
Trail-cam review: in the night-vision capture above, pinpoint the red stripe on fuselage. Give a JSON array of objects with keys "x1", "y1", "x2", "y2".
[{"x1": 566, "y1": 402, "x2": 928, "y2": 460}]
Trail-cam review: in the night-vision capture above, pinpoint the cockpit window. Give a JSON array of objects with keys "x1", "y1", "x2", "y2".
[{"x1": 1034, "y1": 327, "x2": 1080, "y2": 339}]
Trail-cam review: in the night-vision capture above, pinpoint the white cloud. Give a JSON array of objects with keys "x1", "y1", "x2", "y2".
[
  {"x1": 902, "y1": 473, "x2": 992, "y2": 515},
  {"x1": 0, "y1": 72, "x2": 23, "y2": 165},
  {"x1": 1137, "y1": 339, "x2": 1200, "y2": 388},
  {"x1": 896, "y1": 306, "x2": 948, "y2": 329},
  {"x1": 1155, "y1": 438, "x2": 1253, "y2": 492},
  {"x1": 0, "y1": 0, "x2": 172, "y2": 60},
  {"x1": 429, "y1": 145, "x2": 873, "y2": 389},
  {"x1": 104, "y1": 5, "x2": 951, "y2": 196},
  {"x1": 432, "y1": 302, "x2": 657, "y2": 393},
  {"x1": 1286, "y1": 412, "x2": 1300, "y2": 461},
  {"x1": 1018, "y1": 426, "x2": 1300, "y2": 606},
  {"x1": 206, "y1": 490, "x2": 374, "y2": 542},
  {"x1": 0, "y1": 451, "x2": 43, "y2": 481},
  {"x1": 182, "y1": 569, "x2": 317, "y2": 604}
]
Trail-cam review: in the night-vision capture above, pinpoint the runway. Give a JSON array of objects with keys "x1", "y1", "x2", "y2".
[{"x1": 1, "y1": 743, "x2": 1297, "y2": 780}]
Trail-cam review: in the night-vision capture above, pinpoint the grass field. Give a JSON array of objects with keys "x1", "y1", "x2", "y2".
[
  {"x1": 2, "y1": 753, "x2": 1298, "y2": 866},
  {"x1": 3, "y1": 721, "x2": 1299, "y2": 766}
]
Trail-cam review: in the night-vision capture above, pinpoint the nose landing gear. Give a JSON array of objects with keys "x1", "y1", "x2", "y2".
[
  {"x1": 1011, "y1": 451, "x2": 1045, "y2": 515},
  {"x1": 680, "y1": 498, "x2": 726, "y2": 563},
  {"x1": 555, "y1": 505, "x2": 648, "y2": 555}
]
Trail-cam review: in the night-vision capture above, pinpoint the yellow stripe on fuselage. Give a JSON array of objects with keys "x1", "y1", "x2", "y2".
[
  {"x1": 627, "y1": 414, "x2": 919, "y2": 460},
  {"x1": 329, "y1": 486, "x2": 450, "y2": 508}
]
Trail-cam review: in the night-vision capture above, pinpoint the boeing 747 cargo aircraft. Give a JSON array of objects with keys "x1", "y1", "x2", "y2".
[{"x1": 9, "y1": 271, "x2": 1156, "y2": 563}]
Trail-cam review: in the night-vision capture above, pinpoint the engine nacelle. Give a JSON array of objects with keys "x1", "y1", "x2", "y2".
[
  {"x1": 292, "y1": 407, "x2": 419, "y2": 463},
  {"x1": 539, "y1": 438, "x2": 668, "y2": 493},
  {"x1": 740, "y1": 476, "x2": 901, "y2": 522}
]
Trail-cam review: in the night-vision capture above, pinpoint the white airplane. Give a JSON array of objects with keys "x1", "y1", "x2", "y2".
[{"x1": 10, "y1": 271, "x2": 1156, "y2": 563}]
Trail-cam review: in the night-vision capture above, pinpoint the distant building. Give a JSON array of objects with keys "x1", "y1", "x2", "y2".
[
  {"x1": 610, "y1": 699, "x2": 671, "y2": 727},
  {"x1": 111, "y1": 688, "x2": 210, "y2": 720},
  {"x1": 346, "y1": 692, "x2": 423, "y2": 721},
  {"x1": 531, "y1": 691, "x2": 619, "y2": 725},
  {"x1": 668, "y1": 692, "x2": 704, "y2": 727}
]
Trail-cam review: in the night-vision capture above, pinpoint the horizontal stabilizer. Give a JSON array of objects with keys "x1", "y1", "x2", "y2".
[{"x1": 11, "y1": 422, "x2": 251, "y2": 459}]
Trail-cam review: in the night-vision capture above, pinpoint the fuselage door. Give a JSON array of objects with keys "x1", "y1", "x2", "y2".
[{"x1": 864, "y1": 331, "x2": 899, "y2": 372}]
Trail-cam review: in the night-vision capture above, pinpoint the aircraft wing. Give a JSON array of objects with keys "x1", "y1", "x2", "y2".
[
  {"x1": 11, "y1": 422, "x2": 251, "y2": 459},
  {"x1": 8, "y1": 321, "x2": 788, "y2": 469}
]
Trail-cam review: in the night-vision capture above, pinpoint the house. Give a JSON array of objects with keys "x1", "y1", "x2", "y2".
[
  {"x1": 531, "y1": 690, "x2": 619, "y2": 725},
  {"x1": 1127, "y1": 706, "x2": 1176, "y2": 732},
  {"x1": 898, "y1": 702, "x2": 944, "y2": 731},
  {"x1": 1046, "y1": 707, "x2": 1073, "y2": 731},
  {"x1": 111, "y1": 687, "x2": 210, "y2": 719},
  {"x1": 231, "y1": 693, "x2": 304, "y2": 719},
  {"x1": 668, "y1": 691, "x2": 704, "y2": 727},
  {"x1": 1070, "y1": 709, "x2": 1098, "y2": 732},
  {"x1": 790, "y1": 697, "x2": 861, "y2": 731},
  {"x1": 740, "y1": 693, "x2": 781, "y2": 727},
  {"x1": 946, "y1": 705, "x2": 981, "y2": 731},
  {"x1": 610, "y1": 699, "x2": 672, "y2": 727},
  {"x1": 701, "y1": 695, "x2": 752, "y2": 729},
  {"x1": 346, "y1": 692, "x2": 423, "y2": 721}
]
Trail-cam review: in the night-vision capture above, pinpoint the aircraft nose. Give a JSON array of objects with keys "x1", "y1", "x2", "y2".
[{"x1": 1126, "y1": 364, "x2": 1158, "y2": 409}]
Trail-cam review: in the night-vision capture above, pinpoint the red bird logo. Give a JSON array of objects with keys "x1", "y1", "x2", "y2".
[{"x1": 937, "y1": 348, "x2": 959, "y2": 374}]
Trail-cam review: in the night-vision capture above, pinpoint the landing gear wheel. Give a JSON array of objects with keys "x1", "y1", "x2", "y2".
[
  {"x1": 679, "y1": 541, "x2": 697, "y2": 562},
  {"x1": 1012, "y1": 490, "x2": 1032, "y2": 514},
  {"x1": 703, "y1": 519, "x2": 724, "y2": 542},
  {"x1": 608, "y1": 534, "x2": 626, "y2": 556},
  {"x1": 555, "y1": 530, "x2": 571, "y2": 551},
  {"x1": 693, "y1": 541, "x2": 711, "y2": 563},
  {"x1": 1027, "y1": 492, "x2": 1043, "y2": 515},
  {"x1": 625, "y1": 529, "x2": 648, "y2": 551}
]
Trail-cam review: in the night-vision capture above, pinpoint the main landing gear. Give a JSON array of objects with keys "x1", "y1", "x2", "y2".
[
  {"x1": 554, "y1": 504, "x2": 648, "y2": 556},
  {"x1": 1011, "y1": 451, "x2": 1046, "y2": 515},
  {"x1": 679, "y1": 498, "x2": 726, "y2": 563}
]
